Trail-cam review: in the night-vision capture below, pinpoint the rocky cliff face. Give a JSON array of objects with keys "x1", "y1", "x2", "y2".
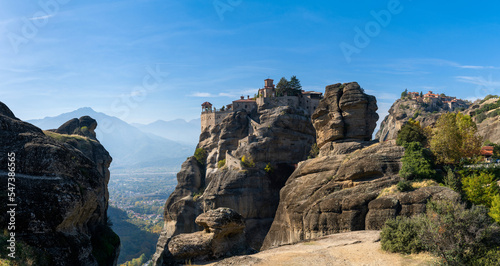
[
  {"x1": 375, "y1": 98, "x2": 454, "y2": 141},
  {"x1": 152, "y1": 105, "x2": 316, "y2": 265},
  {"x1": 376, "y1": 95, "x2": 500, "y2": 144},
  {"x1": 467, "y1": 97, "x2": 500, "y2": 144},
  {"x1": 261, "y1": 83, "x2": 459, "y2": 250},
  {"x1": 0, "y1": 101, "x2": 119, "y2": 265}
]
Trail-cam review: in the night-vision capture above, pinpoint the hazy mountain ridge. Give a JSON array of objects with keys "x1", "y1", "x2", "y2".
[
  {"x1": 28, "y1": 107, "x2": 195, "y2": 170},
  {"x1": 132, "y1": 118, "x2": 201, "y2": 145}
]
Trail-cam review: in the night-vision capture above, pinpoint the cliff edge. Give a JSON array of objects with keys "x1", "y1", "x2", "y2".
[{"x1": 0, "y1": 101, "x2": 119, "y2": 265}]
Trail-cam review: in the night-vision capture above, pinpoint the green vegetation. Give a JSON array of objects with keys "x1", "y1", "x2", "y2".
[
  {"x1": 396, "y1": 119, "x2": 427, "y2": 147},
  {"x1": 480, "y1": 95, "x2": 499, "y2": 104},
  {"x1": 473, "y1": 98, "x2": 500, "y2": 117},
  {"x1": 264, "y1": 163, "x2": 274, "y2": 173},
  {"x1": 308, "y1": 143, "x2": 319, "y2": 159},
  {"x1": 120, "y1": 254, "x2": 147, "y2": 266},
  {"x1": 380, "y1": 215, "x2": 425, "y2": 254},
  {"x1": 240, "y1": 155, "x2": 255, "y2": 168},
  {"x1": 412, "y1": 110, "x2": 420, "y2": 119},
  {"x1": 381, "y1": 200, "x2": 500, "y2": 265},
  {"x1": 194, "y1": 148, "x2": 207, "y2": 166},
  {"x1": 430, "y1": 112, "x2": 482, "y2": 164},
  {"x1": 108, "y1": 206, "x2": 161, "y2": 265},
  {"x1": 462, "y1": 172, "x2": 500, "y2": 208},
  {"x1": 396, "y1": 180, "x2": 413, "y2": 192},
  {"x1": 401, "y1": 88, "x2": 408, "y2": 99},
  {"x1": 443, "y1": 166, "x2": 461, "y2": 192},
  {"x1": 0, "y1": 233, "x2": 53, "y2": 266},
  {"x1": 91, "y1": 222, "x2": 121, "y2": 266},
  {"x1": 275, "y1": 76, "x2": 302, "y2": 96},
  {"x1": 217, "y1": 159, "x2": 226, "y2": 168},
  {"x1": 490, "y1": 194, "x2": 500, "y2": 223},
  {"x1": 399, "y1": 142, "x2": 436, "y2": 181}
]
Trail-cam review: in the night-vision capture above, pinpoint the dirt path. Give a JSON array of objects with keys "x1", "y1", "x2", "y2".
[{"x1": 205, "y1": 230, "x2": 436, "y2": 266}]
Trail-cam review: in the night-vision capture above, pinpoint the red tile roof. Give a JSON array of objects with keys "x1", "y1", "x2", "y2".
[
  {"x1": 233, "y1": 99, "x2": 256, "y2": 103},
  {"x1": 481, "y1": 146, "x2": 494, "y2": 156}
]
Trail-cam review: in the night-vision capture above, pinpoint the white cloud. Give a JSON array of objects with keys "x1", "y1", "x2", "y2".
[
  {"x1": 190, "y1": 92, "x2": 214, "y2": 97},
  {"x1": 30, "y1": 14, "x2": 54, "y2": 21}
]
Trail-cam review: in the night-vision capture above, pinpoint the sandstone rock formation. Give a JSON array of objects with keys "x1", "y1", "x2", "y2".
[
  {"x1": 0, "y1": 101, "x2": 119, "y2": 265},
  {"x1": 261, "y1": 84, "x2": 459, "y2": 250},
  {"x1": 54, "y1": 115, "x2": 98, "y2": 140},
  {"x1": 467, "y1": 97, "x2": 500, "y2": 144},
  {"x1": 313, "y1": 82, "x2": 378, "y2": 148},
  {"x1": 153, "y1": 105, "x2": 315, "y2": 265},
  {"x1": 375, "y1": 98, "x2": 452, "y2": 142},
  {"x1": 166, "y1": 208, "x2": 251, "y2": 263}
]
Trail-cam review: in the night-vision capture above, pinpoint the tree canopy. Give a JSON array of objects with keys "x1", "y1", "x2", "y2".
[
  {"x1": 430, "y1": 112, "x2": 482, "y2": 164},
  {"x1": 396, "y1": 119, "x2": 427, "y2": 147},
  {"x1": 276, "y1": 76, "x2": 302, "y2": 96}
]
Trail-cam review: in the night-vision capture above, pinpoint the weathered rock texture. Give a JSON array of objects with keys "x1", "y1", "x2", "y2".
[
  {"x1": 261, "y1": 85, "x2": 459, "y2": 250},
  {"x1": 376, "y1": 95, "x2": 500, "y2": 144},
  {"x1": 375, "y1": 98, "x2": 456, "y2": 142},
  {"x1": 467, "y1": 97, "x2": 500, "y2": 144},
  {"x1": 167, "y1": 208, "x2": 251, "y2": 263},
  {"x1": 313, "y1": 82, "x2": 378, "y2": 148},
  {"x1": 153, "y1": 104, "x2": 316, "y2": 265},
  {"x1": 0, "y1": 102, "x2": 119, "y2": 265}
]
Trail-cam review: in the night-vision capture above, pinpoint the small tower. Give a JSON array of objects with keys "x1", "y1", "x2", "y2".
[
  {"x1": 262, "y1": 79, "x2": 275, "y2": 98},
  {"x1": 201, "y1": 102, "x2": 212, "y2": 112}
]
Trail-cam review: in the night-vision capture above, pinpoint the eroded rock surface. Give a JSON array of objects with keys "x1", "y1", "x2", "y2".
[
  {"x1": 313, "y1": 82, "x2": 378, "y2": 148},
  {"x1": 0, "y1": 102, "x2": 119, "y2": 265},
  {"x1": 153, "y1": 105, "x2": 315, "y2": 265},
  {"x1": 167, "y1": 208, "x2": 250, "y2": 263},
  {"x1": 261, "y1": 85, "x2": 459, "y2": 250}
]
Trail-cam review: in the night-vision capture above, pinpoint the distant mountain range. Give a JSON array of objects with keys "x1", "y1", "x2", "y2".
[
  {"x1": 28, "y1": 107, "x2": 196, "y2": 170},
  {"x1": 132, "y1": 118, "x2": 201, "y2": 145}
]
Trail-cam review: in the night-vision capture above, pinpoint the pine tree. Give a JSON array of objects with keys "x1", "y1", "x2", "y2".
[
  {"x1": 401, "y1": 89, "x2": 408, "y2": 99},
  {"x1": 276, "y1": 77, "x2": 289, "y2": 97},
  {"x1": 289, "y1": 75, "x2": 302, "y2": 94}
]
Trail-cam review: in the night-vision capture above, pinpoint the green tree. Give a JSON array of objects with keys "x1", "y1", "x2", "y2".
[
  {"x1": 420, "y1": 91, "x2": 423, "y2": 98},
  {"x1": 430, "y1": 112, "x2": 482, "y2": 164},
  {"x1": 288, "y1": 75, "x2": 302, "y2": 94},
  {"x1": 462, "y1": 172, "x2": 500, "y2": 207},
  {"x1": 401, "y1": 89, "x2": 408, "y2": 98},
  {"x1": 489, "y1": 194, "x2": 500, "y2": 223},
  {"x1": 275, "y1": 77, "x2": 290, "y2": 97},
  {"x1": 396, "y1": 119, "x2": 427, "y2": 147},
  {"x1": 399, "y1": 142, "x2": 436, "y2": 180}
]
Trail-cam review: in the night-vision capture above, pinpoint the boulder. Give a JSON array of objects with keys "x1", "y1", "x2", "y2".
[{"x1": 167, "y1": 208, "x2": 251, "y2": 263}]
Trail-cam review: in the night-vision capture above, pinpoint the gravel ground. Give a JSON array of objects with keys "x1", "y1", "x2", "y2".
[{"x1": 201, "y1": 230, "x2": 436, "y2": 266}]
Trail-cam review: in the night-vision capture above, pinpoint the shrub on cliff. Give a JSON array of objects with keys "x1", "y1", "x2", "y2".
[
  {"x1": 217, "y1": 159, "x2": 226, "y2": 168},
  {"x1": 240, "y1": 155, "x2": 255, "y2": 168},
  {"x1": 194, "y1": 148, "x2": 207, "y2": 166}
]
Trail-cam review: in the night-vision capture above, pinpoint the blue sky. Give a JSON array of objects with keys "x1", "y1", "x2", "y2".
[{"x1": 1, "y1": 0, "x2": 500, "y2": 126}]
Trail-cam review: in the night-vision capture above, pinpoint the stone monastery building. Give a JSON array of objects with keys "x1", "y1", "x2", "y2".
[{"x1": 201, "y1": 79, "x2": 323, "y2": 131}]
